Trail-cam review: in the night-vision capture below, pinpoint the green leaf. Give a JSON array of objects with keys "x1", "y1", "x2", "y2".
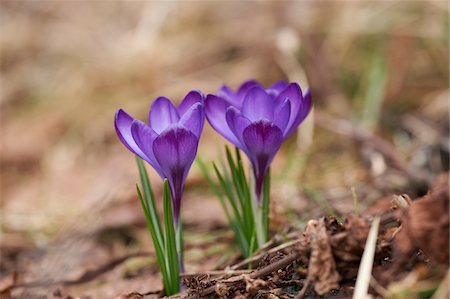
[
  {"x1": 163, "y1": 179, "x2": 180, "y2": 294},
  {"x1": 197, "y1": 158, "x2": 233, "y2": 223},
  {"x1": 136, "y1": 185, "x2": 170, "y2": 293},
  {"x1": 261, "y1": 170, "x2": 271, "y2": 243},
  {"x1": 136, "y1": 158, "x2": 164, "y2": 250},
  {"x1": 212, "y1": 162, "x2": 242, "y2": 226}
]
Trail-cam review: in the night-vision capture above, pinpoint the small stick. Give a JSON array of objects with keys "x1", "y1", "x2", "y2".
[
  {"x1": 180, "y1": 269, "x2": 252, "y2": 279},
  {"x1": 230, "y1": 239, "x2": 300, "y2": 270},
  {"x1": 183, "y1": 251, "x2": 302, "y2": 299}
]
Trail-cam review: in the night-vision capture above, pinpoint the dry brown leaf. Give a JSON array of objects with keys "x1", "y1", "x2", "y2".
[
  {"x1": 393, "y1": 181, "x2": 449, "y2": 266},
  {"x1": 243, "y1": 274, "x2": 268, "y2": 297},
  {"x1": 303, "y1": 218, "x2": 340, "y2": 295},
  {"x1": 331, "y1": 215, "x2": 370, "y2": 262}
]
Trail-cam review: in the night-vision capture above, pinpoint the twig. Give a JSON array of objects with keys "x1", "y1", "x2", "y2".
[
  {"x1": 183, "y1": 251, "x2": 302, "y2": 299},
  {"x1": 230, "y1": 239, "x2": 300, "y2": 270},
  {"x1": 181, "y1": 269, "x2": 252, "y2": 279}
]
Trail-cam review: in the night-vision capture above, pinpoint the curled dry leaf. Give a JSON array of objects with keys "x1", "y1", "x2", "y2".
[
  {"x1": 302, "y1": 218, "x2": 340, "y2": 295},
  {"x1": 393, "y1": 179, "x2": 449, "y2": 267},
  {"x1": 243, "y1": 274, "x2": 268, "y2": 297},
  {"x1": 330, "y1": 215, "x2": 371, "y2": 262}
]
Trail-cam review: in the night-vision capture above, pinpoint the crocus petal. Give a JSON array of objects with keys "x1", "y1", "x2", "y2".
[
  {"x1": 178, "y1": 90, "x2": 203, "y2": 116},
  {"x1": 225, "y1": 106, "x2": 251, "y2": 151},
  {"x1": 205, "y1": 94, "x2": 241, "y2": 146},
  {"x1": 179, "y1": 102, "x2": 204, "y2": 139},
  {"x1": 285, "y1": 88, "x2": 312, "y2": 137},
  {"x1": 115, "y1": 109, "x2": 149, "y2": 160},
  {"x1": 152, "y1": 126, "x2": 198, "y2": 221},
  {"x1": 268, "y1": 80, "x2": 289, "y2": 97},
  {"x1": 242, "y1": 87, "x2": 275, "y2": 122},
  {"x1": 275, "y1": 83, "x2": 303, "y2": 133},
  {"x1": 130, "y1": 120, "x2": 163, "y2": 177},
  {"x1": 148, "y1": 97, "x2": 180, "y2": 134},
  {"x1": 273, "y1": 98, "x2": 291, "y2": 135},
  {"x1": 236, "y1": 80, "x2": 261, "y2": 102},
  {"x1": 242, "y1": 120, "x2": 283, "y2": 199},
  {"x1": 217, "y1": 85, "x2": 240, "y2": 107}
]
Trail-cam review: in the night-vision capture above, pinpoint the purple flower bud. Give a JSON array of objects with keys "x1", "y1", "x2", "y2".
[
  {"x1": 205, "y1": 80, "x2": 311, "y2": 200},
  {"x1": 115, "y1": 90, "x2": 205, "y2": 223}
]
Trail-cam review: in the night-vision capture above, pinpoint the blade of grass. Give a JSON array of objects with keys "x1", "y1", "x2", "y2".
[
  {"x1": 212, "y1": 162, "x2": 243, "y2": 228},
  {"x1": 136, "y1": 157, "x2": 164, "y2": 250},
  {"x1": 163, "y1": 179, "x2": 180, "y2": 294},
  {"x1": 261, "y1": 170, "x2": 271, "y2": 243},
  {"x1": 197, "y1": 158, "x2": 233, "y2": 223},
  {"x1": 136, "y1": 185, "x2": 170, "y2": 293},
  {"x1": 230, "y1": 148, "x2": 255, "y2": 242},
  {"x1": 213, "y1": 162, "x2": 250, "y2": 252}
]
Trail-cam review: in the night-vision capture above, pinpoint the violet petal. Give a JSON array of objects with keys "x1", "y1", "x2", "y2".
[
  {"x1": 236, "y1": 80, "x2": 261, "y2": 101},
  {"x1": 285, "y1": 88, "x2": 312, "y2": 137},
  {"x1": 130, "y1": 120, "x2": 164, "y2": 177},
  {"x1": 225, "y1": 106, "x2": 251, "y2": 151},
  {"x1": 241, "y1": 87, "x2": 275, "y2": 122},
  {"x1": 273, "y1": 98, "x2": 291, "y2": 135},
  {"x1": 217, "y1": 84, "x2": 240, "y2": 107},
  {"x1": 242, "y1": 120, "x2": 283, "y2": 199},
  {"x1": 275, "y1": 83, "x2": 303, "y2": 134},
  {"x1": 179, "y1": 102, "x2": 204, "y2": 139},
  {"x1": 269, "y1": 80, "x2": 289, "y2": 93},
  {"x1": 205, "y1": 94, "x2": 241, "y2": 146},
  {"x1": 152, "y1": 126, "x2": 198, "y2": 220},
  {"x1": 115, "y1": 109, "x2": 149, "y2": 160},
  {"x1": 148, "y1": 97, "x2": 180, "y2": 134},
  {"x1": 178, "y1": 90, "x2": 203, "y2": 116}
]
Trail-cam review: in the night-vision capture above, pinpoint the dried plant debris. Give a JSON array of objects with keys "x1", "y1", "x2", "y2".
[
  {"x1": 8, "y1": 182, "x2": 448, "y2": 298},
  {"x1": 299, "y1": 218, "x2": 340, "y2": 296},
  {"x1": 392, "y1": 178, "x2": 449, "y2": 268},
  {"x1": 168, "y1": 181, "x2": 449, "y2": 298}
]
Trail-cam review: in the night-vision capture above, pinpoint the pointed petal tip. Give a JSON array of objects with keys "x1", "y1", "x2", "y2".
[
  {"x1": 179, "y1": 102, "x2": 205, "y2": 139},
  {"x1": 149, "y1": 97, "x2": 180, "y2": 134},
  {"x1": 242, "y1": 86, "x2": 275, "y2": 122}
]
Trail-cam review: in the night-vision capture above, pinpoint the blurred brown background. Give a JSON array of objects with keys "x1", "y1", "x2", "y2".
[{"x1": 1, "y1": 1, "x2": 448, "y2": 298}]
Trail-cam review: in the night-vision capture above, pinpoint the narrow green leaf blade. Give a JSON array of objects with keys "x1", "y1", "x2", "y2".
[
  {"x1": 163, "y1": 179, "x2": 180, "y2": 294},
  {"x1": 262, "y1": 169, "x2": 271, "y2": 243},
  {"x1": 136, "y1": 185, "x2": 170, "y2": 293},
  {"x1": 136, "y1": 157, "x2": 164, "y2": 250}
]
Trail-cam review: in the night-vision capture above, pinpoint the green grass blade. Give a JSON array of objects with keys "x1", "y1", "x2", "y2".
[
  {"x1": 198, "y1": 157, "x2": 251, "y2": 257},
  {"x1": 136, "y1": 185, "x2": 170, "y2": 293},
  {"x1": 163, "y1": 179, "x2": 180, "y2": 294},
  {"x1": 212, "y1": 162, "x2": 243, "y2": 227},
  {"x1": 233, "y1": 149, "x2": 254, "y2": 240},
  {"x1": 261, "y1": 170, "x2": 271, "y2": 243},
  {"x1": 230, "y1": 221, "x2": 249, "y2": 257},
  {"x1": 136, "y1": 158, "x2": 164, "y2": 250},
  {"x1": 197, "y1": 158, "x2": 233, "y2": 223}
]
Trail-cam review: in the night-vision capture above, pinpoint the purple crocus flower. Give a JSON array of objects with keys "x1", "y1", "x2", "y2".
[
  {"x1": 115, "y1": 90, "x2": 205, "y2": 224},
  {"x1": 205, "y1": 80, "x2": 311, "y2": 200}
]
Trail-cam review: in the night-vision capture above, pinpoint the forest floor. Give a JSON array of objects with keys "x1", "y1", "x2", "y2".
[{"x1": 1, "y1": 2, "x2": 449, "y2": 299}]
